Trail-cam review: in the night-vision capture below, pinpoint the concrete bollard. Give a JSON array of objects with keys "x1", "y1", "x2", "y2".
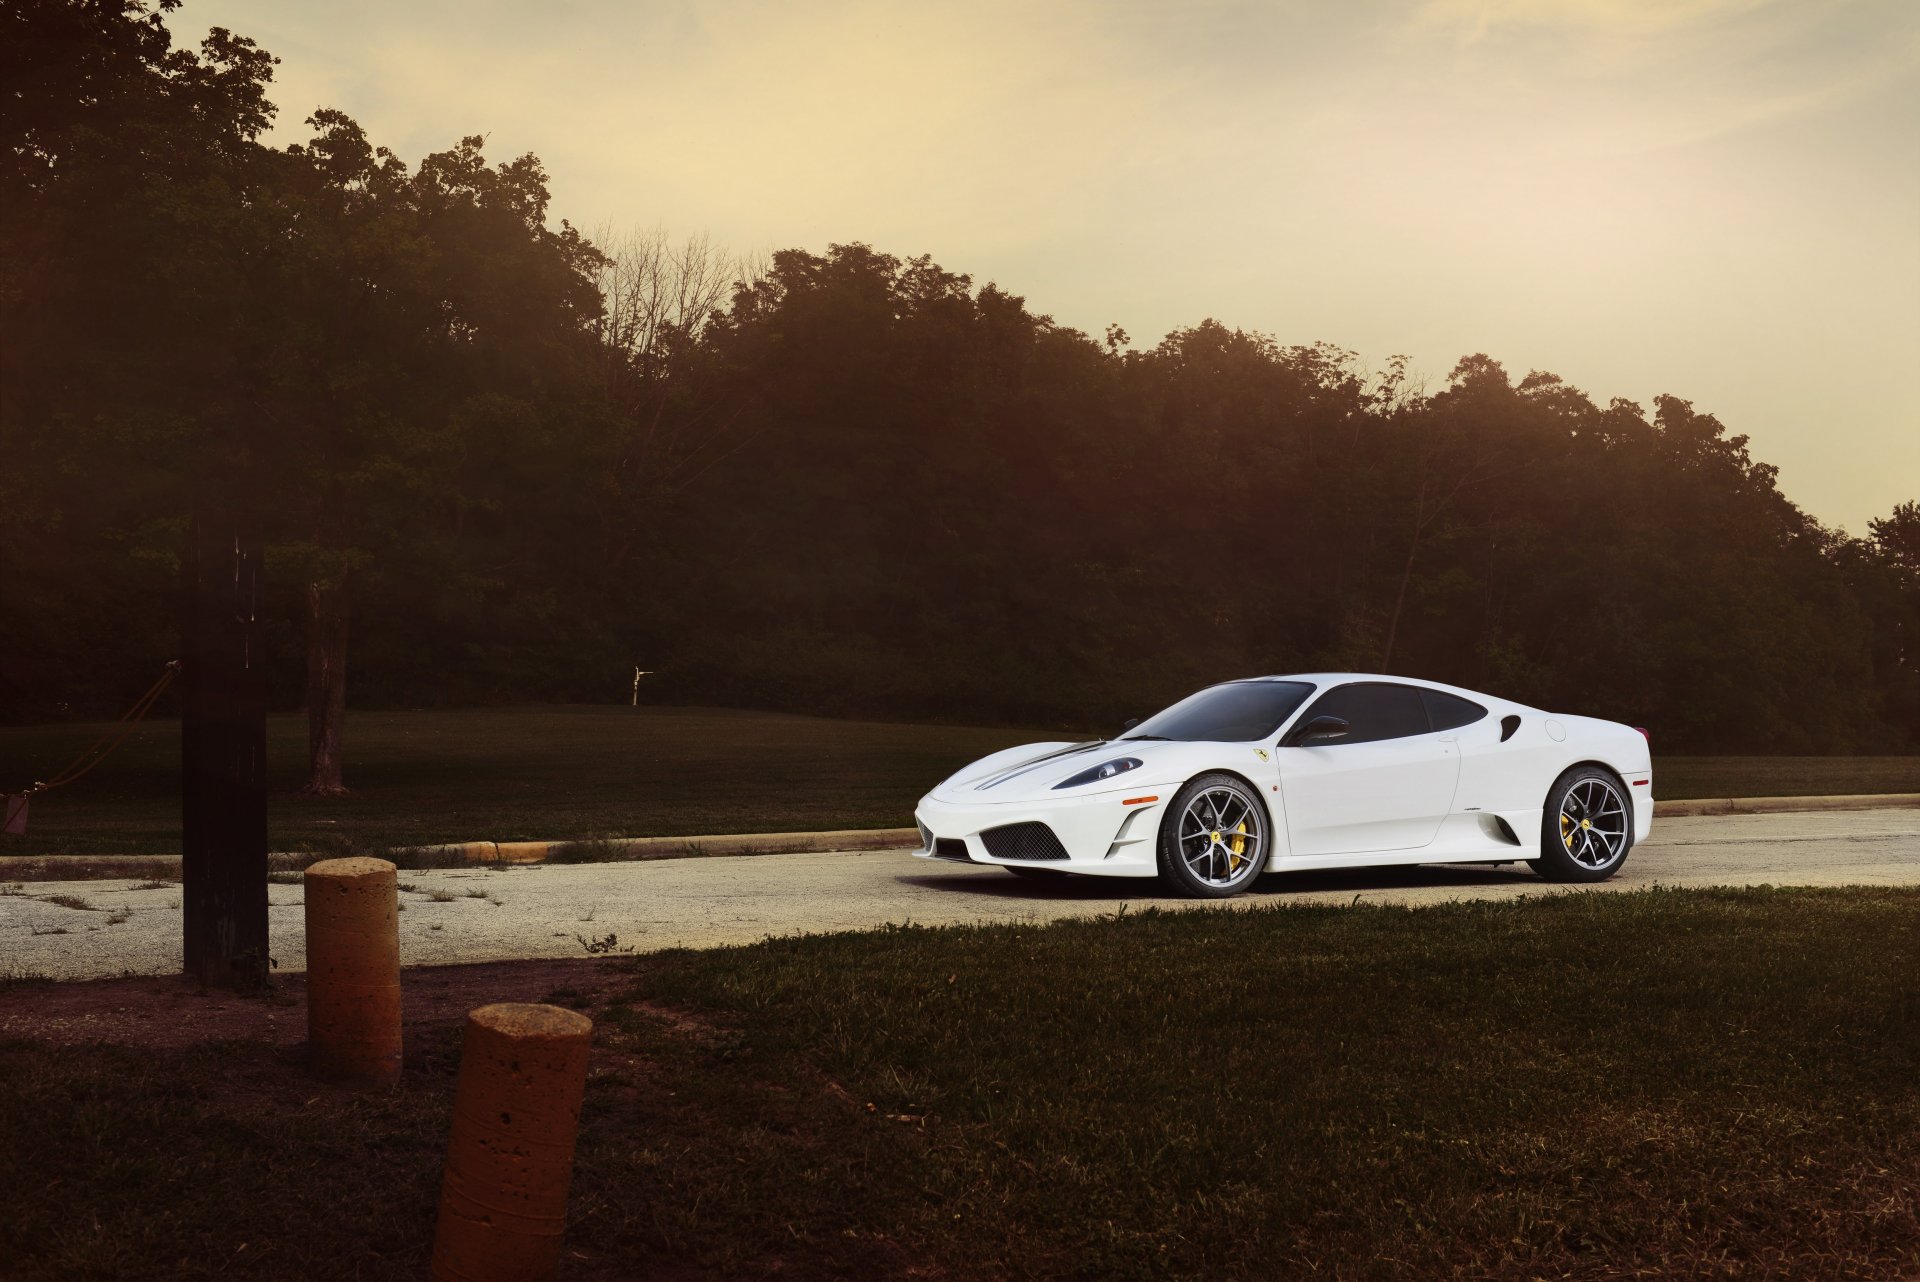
[
  {"x1": 431, "y1": 1003, "x2": 595, "y2": 1282},
  {"x1": 302, "y1": 856, "x2": 403, "y2": 1086}
]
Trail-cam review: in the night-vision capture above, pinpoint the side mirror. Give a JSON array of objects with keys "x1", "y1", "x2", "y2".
[
  {"x1": 1287, "y1": 715, "x2": 1350, "y2": 747},
  {"x1": 1121, "y1": 717, "x2": 1140, "y2": 733}
]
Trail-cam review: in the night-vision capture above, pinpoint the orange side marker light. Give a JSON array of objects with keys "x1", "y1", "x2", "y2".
[{"x1": 1122, "y1": 795, "x2": 1159, "y2": 806}]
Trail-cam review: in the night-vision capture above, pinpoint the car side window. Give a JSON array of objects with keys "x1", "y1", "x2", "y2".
[
  {"x1": 1421, "y1": 689, "x2": 1488, "y2": 732},
  {"x1": 1292, "y1": 682, "x2": 1431, "y2": 745}
]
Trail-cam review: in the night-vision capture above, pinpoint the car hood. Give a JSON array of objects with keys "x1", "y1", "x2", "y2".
[{"x1": 927, "y1": 738, "x2": 1193, "y2": 804}]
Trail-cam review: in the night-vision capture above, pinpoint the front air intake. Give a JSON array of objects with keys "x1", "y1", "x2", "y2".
[
  {"x1": 933, "y1": 838, "x2": 973, "y2": 862},
  {"x1": 980, "y1": 822, "x2": 1070, "y2": 862}
]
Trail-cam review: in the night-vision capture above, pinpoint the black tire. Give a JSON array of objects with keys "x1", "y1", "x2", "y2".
[
  {"x1": 1156, "y1": 772, "x2": 1271, "y2": 898},
  {"x1": 1003, "y1": 866, "x2": 1068, "y2": 880},
  {"x1": 1535, "y1": 765, "x2": 1634, "y2": 883}
]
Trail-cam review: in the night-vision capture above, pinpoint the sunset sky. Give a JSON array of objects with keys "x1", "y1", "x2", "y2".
[{"x1": 180, "y1": 0, "x2": 1918, "y2": 533}]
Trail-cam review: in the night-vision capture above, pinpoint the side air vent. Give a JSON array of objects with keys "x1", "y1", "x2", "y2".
[
  {"x1": 1475, "y1": 813, "x2": 1523, "y2": 845},
  {"x1": 1500, "y1": 714, "x2": 1521, "y2": 742},
  {"x1": 980, "y1": 822, "x2": 1070, "y2": 862}
]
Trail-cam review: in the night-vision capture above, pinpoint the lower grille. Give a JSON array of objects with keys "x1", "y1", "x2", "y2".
[
  {"x1": 980, "y1": 822, "x2": 1070, "y2": 862},
  {"x1": 932, "y1": 837, "x2": 973, "y2": 862},
  {"x1": 917, "y1": 822, "x2": 933, "y2": 851}
]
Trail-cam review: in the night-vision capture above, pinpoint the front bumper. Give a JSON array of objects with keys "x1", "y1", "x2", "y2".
[{"x1": 912, "y1": 786, "x2": 1171, "y2": 877}]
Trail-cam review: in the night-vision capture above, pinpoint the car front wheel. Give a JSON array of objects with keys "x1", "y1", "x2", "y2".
[{"x1": 1157, "y1": 772, "x2": 1270, "y2": 898}]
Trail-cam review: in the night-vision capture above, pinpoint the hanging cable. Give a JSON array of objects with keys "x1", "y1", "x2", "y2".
[{"x1": 14, "y1": 660, "x2": 182, "y2": 798}]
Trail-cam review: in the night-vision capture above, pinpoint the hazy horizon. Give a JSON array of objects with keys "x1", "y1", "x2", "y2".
[{"x1": 179, "y1": 0, "x2": 1919, "y2": 534}]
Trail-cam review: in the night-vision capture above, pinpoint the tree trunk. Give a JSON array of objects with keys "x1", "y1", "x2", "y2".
[
  {"x1": 1380, "y1": 531, "x2": 1418, "y2": 673},
  {"x1": 303, "y1": 578, "x2": 350, "y2": 797},
  {"x1": 1382, "y1": 479, "x2": 1431, "y2": 673}
]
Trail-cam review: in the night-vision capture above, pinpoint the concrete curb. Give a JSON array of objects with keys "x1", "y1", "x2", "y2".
[
  {"x1": 414, "y1": 827, "x2": 922, "y2": 865},
  {"x1": 0, "y1": 827, "x2": 922, "y2": 882},
  {"x1": 5, "y1": 795, "x2": 1918, "y2": 883},
  {"x1": 1651, "y1": 792, "x2": 1920, "y2": 817}
]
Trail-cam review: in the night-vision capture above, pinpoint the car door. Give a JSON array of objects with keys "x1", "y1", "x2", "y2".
[{"x1": 1276, "y1": 682, "x2": 1461, "y2": 856}]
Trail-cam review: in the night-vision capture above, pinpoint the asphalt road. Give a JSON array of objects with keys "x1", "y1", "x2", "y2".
[{"x1": 5, "y1": 807, "x2": 1918, "y2": 981}]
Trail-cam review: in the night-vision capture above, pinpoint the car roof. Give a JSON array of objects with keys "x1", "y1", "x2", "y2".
[{"x1": 1238, "y1": 673, "x2": 1499, "y2": 700}]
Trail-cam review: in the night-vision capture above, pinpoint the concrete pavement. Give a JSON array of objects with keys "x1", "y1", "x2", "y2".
[{"x1": 4, "y1": 806, "x2": 1918, "y2": 981}]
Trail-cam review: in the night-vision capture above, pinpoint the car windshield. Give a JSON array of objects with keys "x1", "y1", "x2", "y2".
[{"x1": 1122, "y1": 680, "x2": 1315, "y2": 743}]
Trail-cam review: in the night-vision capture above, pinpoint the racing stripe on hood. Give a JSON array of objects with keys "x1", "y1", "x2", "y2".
[{"x1": 970, "y1": 741, "x2": 1107, "y2": 790}]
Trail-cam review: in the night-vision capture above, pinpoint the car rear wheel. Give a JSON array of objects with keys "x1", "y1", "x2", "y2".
[
  {"x1": 1157, "y1": 772, "x2": 1270, "y2": 898},
  {"x1": 1535, "y1": 766, "x2": 1633, "y2": 882}
]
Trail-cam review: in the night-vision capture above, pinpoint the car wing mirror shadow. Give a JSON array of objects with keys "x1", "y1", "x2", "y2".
[{"x1": 1286, "y1": 715, "x2": 1350, "y2": 747}]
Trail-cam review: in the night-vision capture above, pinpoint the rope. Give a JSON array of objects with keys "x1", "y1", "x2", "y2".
[{"x1": 17, "y1": 660, "x2": 181, "y2": 797}]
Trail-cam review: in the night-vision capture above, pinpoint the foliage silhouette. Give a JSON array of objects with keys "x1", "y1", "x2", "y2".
[{"x1": 2, "y1": 0, "x2": 1914, "y2": 759}]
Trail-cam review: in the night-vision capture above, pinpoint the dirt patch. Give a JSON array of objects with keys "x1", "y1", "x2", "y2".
[{"x1": 0, "y1": 957, "x2": 636, "y2": 1050}]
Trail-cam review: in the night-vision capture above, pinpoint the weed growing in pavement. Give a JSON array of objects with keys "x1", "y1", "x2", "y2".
[
  {"x1": 38, "y1": 894, "x2": 95, "y2": 911},
  {"x1": 427, "y1": 889, "x2": 456, "y2": 903},
  {"x1": 461, "y1": 887, "x2": 488, "y2": 899},
  {"x1": 0, "y1": 883, "x2": 25, "y2": 896},
  {"x1": 576, "y1": 931, "x2": 633, "y2": 955},
  {"x1": 28, "y1": 924, "x2": 69, "y2": 936},
  {"x1": 547, "y1": 838, "x2": 624, "y2": 864},
  {"x1": 386, "y1": 844, "x2": 473, "y2": 870},
  {"x1": 105, "y1": 908, "x2": 131, "y2": 925},
  {"x1": 130, "y1": 880, "x2": 175, "y2": 890}
]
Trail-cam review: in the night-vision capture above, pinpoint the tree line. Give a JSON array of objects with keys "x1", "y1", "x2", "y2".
[{"x1": 5, "y1": 0, "x2": 1917, "y2": 792}]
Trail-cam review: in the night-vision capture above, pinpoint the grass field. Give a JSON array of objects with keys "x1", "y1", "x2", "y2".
[
  {"x1": 2, "y1": 705, "x2": 1918, "y2": 857},
  {"x1": 2, "y1": 887, "x2": 1916, "y2": 1279}
]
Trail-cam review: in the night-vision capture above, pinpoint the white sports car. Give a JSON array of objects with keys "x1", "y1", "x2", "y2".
[{"x1": 913, "y1": 674, "x2": 1653, "y2": 897}]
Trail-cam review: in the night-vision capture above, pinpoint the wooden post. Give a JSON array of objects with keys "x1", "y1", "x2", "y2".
[
  {"x1": 431, "y1": 1004, "x2": 594, "y2": 1281},
  {"x1": 181, "y1": 517, "x2": 270, "y2": 987},
  {"x1": 304, "y1": 856, "x2": 402, "y2": 1085}
]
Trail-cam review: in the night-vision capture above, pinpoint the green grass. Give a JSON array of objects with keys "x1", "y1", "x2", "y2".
[
  {"x1": 0, "y1": 705, "x2": 1069, "y2": 857},
  {"x1": 1655, "y1": 755, "x2": 1920, "y2": 802},
  {"x1": 1, "y1": 888, "x2": 1916, "y2": 1280},
  {"x1": 1, "y1": 705, "x2": 1917, "y2": 857}
]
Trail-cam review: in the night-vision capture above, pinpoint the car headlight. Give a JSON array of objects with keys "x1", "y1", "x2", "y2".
[{"x1": 1053, "y1": 757, "x2": 1143, "y2": 789}]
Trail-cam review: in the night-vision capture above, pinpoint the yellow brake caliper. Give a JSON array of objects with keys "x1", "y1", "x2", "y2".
[
  {"x1": 1208, "y1": 819, "x2": 1251, "y2": 872},
  {"x1": 1562, "y1": 814, "x2": 1595, "y2": 849}
]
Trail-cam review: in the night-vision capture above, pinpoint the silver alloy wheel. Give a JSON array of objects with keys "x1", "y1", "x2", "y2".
[
  {"x1": 1176, "y1": 784, "x2": 1266, "y2": 890},
  {"x1": 1558, "y1": 776, "x2": 1628, "y2": 869}
]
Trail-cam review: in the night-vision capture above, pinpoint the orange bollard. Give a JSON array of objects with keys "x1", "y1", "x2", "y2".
[
  {"x1": 302, "y1": 856, "x2": 402, "y2": 1086},
  {"x1": 430, "y1": 1003, "x2": 594, "y2": 1282}
]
